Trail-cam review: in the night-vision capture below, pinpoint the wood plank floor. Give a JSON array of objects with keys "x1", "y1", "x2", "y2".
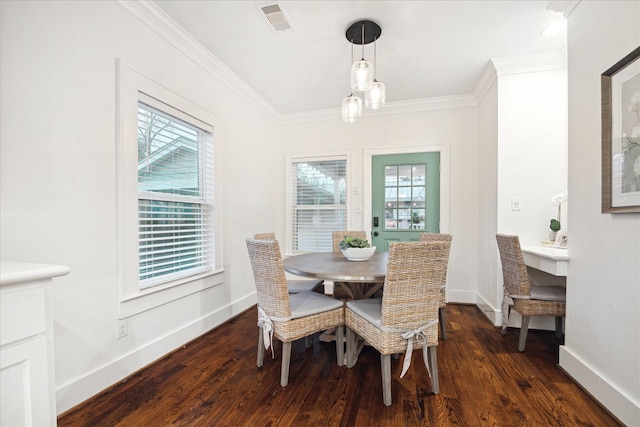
[{"x1": 58, "y1": 304, "x2": 621, "y2": 426}]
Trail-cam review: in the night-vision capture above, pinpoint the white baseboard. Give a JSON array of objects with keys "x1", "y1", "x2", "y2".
[
  {"x1": 55, "y1": 293, "x2": 257, "y2": 415},
  {"x1": 446, "y1": 289, "x2": 478, "y2": 305},
  {"x1": 559, "y1": 346, "x2": 640, "y2": 427},
  {"x1": 474, "y1": 292, "x2": 500, "y2": 326}
]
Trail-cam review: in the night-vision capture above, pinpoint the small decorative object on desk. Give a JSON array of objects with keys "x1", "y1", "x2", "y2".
[
  {"x1": 549, "y1": 192, "x2": 567, "y2": 241},
  {"x1": 339, "y1": 236, "x2": 376, "y2": 261},
  {"x1": 555, "y1": 231, "x2": 568, "y2": 248}
]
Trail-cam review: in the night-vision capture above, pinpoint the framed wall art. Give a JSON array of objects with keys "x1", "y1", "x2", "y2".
[{"x1": 601, "y1": 46, "x2": 640, "y2": 213}]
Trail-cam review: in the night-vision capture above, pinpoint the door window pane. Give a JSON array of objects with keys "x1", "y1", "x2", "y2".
[
  {"x1": 412, "y1": 165, "x2": 425, "y2": 185},
  {"x1": 398, "y1": 165, "x2": 412, "y2": 186},
  {"x1": 383, "y1": 163, "x2": 427, "y2": 231},
  {"x1": 385, "y1": 166, "x2": 398, "y2": 186},
  {"x1": 385, "y1": 208, "x2": 397, "y2": 229}
]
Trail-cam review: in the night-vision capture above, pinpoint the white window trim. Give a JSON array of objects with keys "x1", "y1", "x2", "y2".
[
  {"x1": 285, "y1": 151, "x2": 352, "y2": 255},
  {"x1": 116, "y1": 60, "x2": 224, "y2": 319}
]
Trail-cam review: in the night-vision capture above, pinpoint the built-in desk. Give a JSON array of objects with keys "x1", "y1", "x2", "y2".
[{"x1": 521, "y1": 245, "x2": 569, "y2": 276}]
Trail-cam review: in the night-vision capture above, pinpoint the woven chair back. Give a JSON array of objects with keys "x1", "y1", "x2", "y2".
[
  {"x1": 418, "y1": 232, "x2": 452, "y2": 304},
  {"x1": 496, "y1": 234, "x2": 531, "y2": 297},
  {"x1": 245, "y1": 238, "x2": 291, "y2": 318},
  {"x1": 419, "y1": 232, "x2": 452, "y2": 243},
  {"x1": 254, "y1": 232, "x2": 276, "y2": 240},
  {"x1": 380, "y1": 241, "x2": 450, "y2": 334},
  {"x1": 332, "y1": 230, "x2": 367, "y2": 252}
]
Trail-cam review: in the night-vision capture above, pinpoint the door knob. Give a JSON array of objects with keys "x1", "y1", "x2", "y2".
[{"x1": 373, "y1": 231, "x2": 379, "y2": 236}]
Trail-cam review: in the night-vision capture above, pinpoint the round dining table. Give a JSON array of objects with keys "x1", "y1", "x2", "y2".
[{"x1": 283, "y1": 251, "x2": 388, "y2": 299}]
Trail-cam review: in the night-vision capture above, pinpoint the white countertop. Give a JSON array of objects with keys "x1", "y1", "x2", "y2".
[
  {"x1": 1, "y1": 261, "x2": 70, "y2": 286},
  {"x1": 521, "y1": 245, "x2": 569, "y2": 261},
  {"x1": 520, "y1": 246, "x2": 569, "y2": 276}
]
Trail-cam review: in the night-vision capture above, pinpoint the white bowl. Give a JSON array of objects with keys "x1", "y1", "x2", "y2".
[{"x1": 341, "y1": 246, "x2": 376, "y2": 261}]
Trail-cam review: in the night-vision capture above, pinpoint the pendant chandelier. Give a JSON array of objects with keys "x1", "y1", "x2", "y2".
[{"x1": 341, "y1": 20, "x2": 386, "y2": 123}]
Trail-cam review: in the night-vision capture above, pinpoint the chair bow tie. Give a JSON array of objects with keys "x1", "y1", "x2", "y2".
[
  {"x1": 400, "y1": 320, "x2": 438, "y2": 378},
  {"x1": 257, "y1": 307, "x2": 275, "y2": 359}
]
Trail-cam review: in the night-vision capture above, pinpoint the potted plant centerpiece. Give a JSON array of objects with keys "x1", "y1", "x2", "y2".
[{"x1": 339, "y1": 236, "x2": 376, "y2": 261}]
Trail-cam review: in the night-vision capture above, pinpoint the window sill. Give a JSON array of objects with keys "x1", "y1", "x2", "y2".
[{"x1": 118, "y1": 268, "x2": 225, "y2": 319}]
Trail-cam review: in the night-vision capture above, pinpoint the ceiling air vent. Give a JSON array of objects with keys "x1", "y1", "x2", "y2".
[{"x1": 257, "y1": 2, "x2": 293, "y2": 32}]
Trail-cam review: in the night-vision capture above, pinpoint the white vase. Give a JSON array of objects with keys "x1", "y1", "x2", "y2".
[{"x1": 549, "y1": 230, "x2": 558, "y2": 241}]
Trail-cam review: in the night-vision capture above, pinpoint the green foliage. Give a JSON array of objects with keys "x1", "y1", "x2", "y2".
[
  {"x1": 549, "y1": 219, "x2": 561, "y2": 232},
  {"x1": 339, "y1": 236, "x2": 371, "y2": 249}
]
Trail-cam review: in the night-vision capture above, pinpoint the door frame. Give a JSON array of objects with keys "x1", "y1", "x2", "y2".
[{"x1": 364, "y1": 144, "x2": 449, "y2": 239}]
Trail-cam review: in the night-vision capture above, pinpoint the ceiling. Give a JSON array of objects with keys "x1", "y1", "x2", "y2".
[{"x1": 153, "y1": 1, "x2": 567, "y2": 115}]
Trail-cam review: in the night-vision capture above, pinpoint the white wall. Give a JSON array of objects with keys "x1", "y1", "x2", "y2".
[
  {"x1": 496, "y1": 66, "x2": 568, "y2": 243},
  {"x1": 561, "y1": 2, "x2": 640, "y2": 425},
  {"x1": 0, "y1": 0, "x2": 278, "y2": 413}
]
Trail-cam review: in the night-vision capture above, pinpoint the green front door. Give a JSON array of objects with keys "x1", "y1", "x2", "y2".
[{"x1": 371, "y1": 152, "x2": 440, "y2": 251}]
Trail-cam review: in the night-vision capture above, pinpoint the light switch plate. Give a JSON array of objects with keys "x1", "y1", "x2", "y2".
[{"x1": 511, "y1": 197, "x2": 522, "y2": 211}]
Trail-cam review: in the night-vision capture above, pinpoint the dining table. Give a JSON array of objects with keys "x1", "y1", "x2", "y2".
[{"x1": 283, "y1": 251, "x2": 388, "y2": 300}]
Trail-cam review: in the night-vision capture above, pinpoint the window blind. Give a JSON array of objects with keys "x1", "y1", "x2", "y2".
[
  {"x1": 291, "y1": 158, "x2": 347, "y2": 252},
  {"x1": 137, "y1": 101, "x2": 214, "y2": 287}
]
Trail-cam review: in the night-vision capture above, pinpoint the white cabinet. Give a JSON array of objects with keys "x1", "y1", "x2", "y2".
[{"x1": 1, "y1": 262, "x2": 70, "y2": 427}]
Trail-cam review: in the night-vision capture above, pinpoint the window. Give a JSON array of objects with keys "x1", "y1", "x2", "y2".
[
  {"x1": 137, "y1": 100, "x2": 214, "y2": 287},
  {"x1": 289, "y1": 156, "x2": 347, "y2": 252},
  {"x1": 117, "y1": 62, "x2": 222, "y2": 318}
]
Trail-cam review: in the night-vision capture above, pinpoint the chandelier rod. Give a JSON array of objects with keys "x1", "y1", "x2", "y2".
[{"x1": 361, "y1": 23, "x2": 365, "y2": 59}]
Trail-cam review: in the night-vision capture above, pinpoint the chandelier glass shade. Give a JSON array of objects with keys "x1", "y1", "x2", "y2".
[
  {"x1": 351, "y1": 59, "x2": 373, "y2": 92},
  {"x1": 365, "y1": 80, "x2": 385, "y2": 109},
  {"x1": 342, "y1": 93, "x2": 362, "y2": 123}
]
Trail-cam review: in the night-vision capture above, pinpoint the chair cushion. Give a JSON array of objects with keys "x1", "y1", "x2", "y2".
[
  {"x1": 346, "y1": 298, "x2": 382, "y2": 326},
  {"x1": 289, "y1": 291, "x2": 343, "y2": 319},
  {"x1": 287, "y1": 279, "x2": 323, "y2": 293},
  {"x1": 530, "y1": 285, "x2": 566, "y2": 302}
]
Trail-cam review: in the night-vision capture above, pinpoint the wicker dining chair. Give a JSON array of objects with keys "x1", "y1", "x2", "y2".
[
  {"x1": 419, "y1": 232, "x2": 453, "y2": 339},
  {"x1": 345, "y1": 240, "x2": 450, "y2": 406},
  {"x1": 254, "y1": 233, "x2": 324, "y2": 294},
  {"x1": 496, "y1": 234, "x2": 566, "y2": 351},
  {"x1": 245, "y1": 238, "x2": 345, "y2": 387}
]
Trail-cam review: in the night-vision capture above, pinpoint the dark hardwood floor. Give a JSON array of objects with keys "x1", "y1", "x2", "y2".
[{"x1": 58, "y1": 304, "x2": 620, "y2": 426}]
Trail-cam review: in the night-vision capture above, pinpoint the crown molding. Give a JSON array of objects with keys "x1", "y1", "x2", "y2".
[
  {"x1": 473, "y1": 50, "x2": 566, "y2": 104},
  {"x1": 491, "y1": 51, "x2": 566, "y2": 76},
  {"x1": 547, "y1": 0, "x2": 581, "y2": 18},
  {"x1": 117, "y1": 0, "x2": 280, "y2": 123},
  {"x1": 473, "y1": 61, "x2": 498, "y2": 104},
  {"x1": 277, "y1": 95, "x2": 478, "y2": 125}
]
